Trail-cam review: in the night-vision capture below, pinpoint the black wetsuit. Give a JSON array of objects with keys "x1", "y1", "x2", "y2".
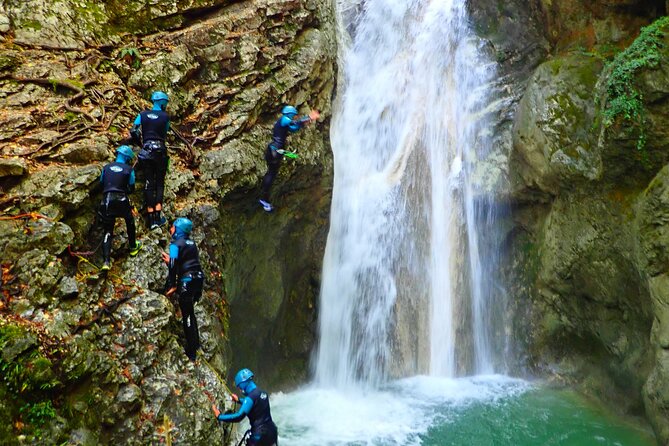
[
  {"x1": 165, "y1": 235, "x2": 204, "y2": 360},
  {"x1": 99, "y1": 161, "x2": 136, "y2": 263},
  {"x1": 136, "y1": 109, "x2": 169, "y2": 210},
  {"x1": 245, "y1": 387, "x2": 278, "y2": 446},
  {"x1": 260, "y1": 115, "x2": 308, "y2": 202}
]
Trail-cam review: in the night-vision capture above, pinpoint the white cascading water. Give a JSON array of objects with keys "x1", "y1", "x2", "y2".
[{"x1": 314, "y1": 0, "x2": 500, "y2": 386}]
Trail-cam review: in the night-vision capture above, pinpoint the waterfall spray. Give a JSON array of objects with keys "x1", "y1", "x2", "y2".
[{"x1": 315, "y1": 0, "x2": 502, "y2": 387}]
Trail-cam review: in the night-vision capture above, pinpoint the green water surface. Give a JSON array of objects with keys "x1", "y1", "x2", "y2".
[{"x1": 421, "y1": 388, "x2": 655, "y2": 446}]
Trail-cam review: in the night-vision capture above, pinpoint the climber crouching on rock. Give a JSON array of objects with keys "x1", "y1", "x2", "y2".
[
  {"x1": 162, "y1": 218, "x2": 204, "y2": 362},
  {"x1": 258, "y1": 105, "x2": 320, "y2": 212},
  {"x1": 99, "y1": 145, "x2": 143, "y2": 271},
  {"x1": 131, "y1": 91, "x2": 171, "y2": 230},
  {"x1": 212, "y1": 368, "x2": 278, "y2": 446}
]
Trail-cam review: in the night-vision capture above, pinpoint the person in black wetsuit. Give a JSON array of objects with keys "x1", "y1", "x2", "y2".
[
  {"x1": 162, "y1": 217, "x2": 204, "y2": 361},
  {"x1": 259, "y1": 105, "x2": 320, "y2": 212},
  {"x1": 99, "y1": 145, "x2": 143, "y2": 271},
  {"x1": 212, "y1": 368, "x2": 278, "y2": 446},
  {"x1": 131, "y1": 91, "x2": 170, "y2": 229}
]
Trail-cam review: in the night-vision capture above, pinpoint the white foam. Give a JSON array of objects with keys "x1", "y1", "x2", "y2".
[{"x1": 273, "y1": 375, "x2": 530, "y2": 446}]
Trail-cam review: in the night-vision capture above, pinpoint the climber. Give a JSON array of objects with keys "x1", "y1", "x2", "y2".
[
  {"x1": 212, "y1": 368, "x2": 278, "y2": 446},
  {"x1": 130, "y1": 91, "x2": 171, "y2": 230},
  {"x1": 162, "y1": 217, "x2": 204, "y2": 362},
  {"x1": 258, "y1": 105, "x2": 320, "y2": 212},
  {"x1": 99, "y1": 145, "x2": 143, "y2": 271}
]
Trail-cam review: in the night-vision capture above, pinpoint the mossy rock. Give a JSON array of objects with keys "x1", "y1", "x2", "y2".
[{"x1": 512, "y1": 54, "x2": 604, "y2": 196}]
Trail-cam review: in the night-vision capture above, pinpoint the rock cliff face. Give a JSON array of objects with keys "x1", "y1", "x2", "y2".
[
  {"x1": 478, "y1": 0, "x2": 669, "y2": 442},
  {"x1": 0, "y1": 0, "x2": 335, "y2": 444}
]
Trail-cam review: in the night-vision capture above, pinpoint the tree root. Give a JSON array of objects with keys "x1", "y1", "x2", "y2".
[
  {"x1": 171, "y1": 127, "x2": 197, "y2": 167},
  {"x1": 72, "y1": 291, "x2": 133, "y2": 335}
]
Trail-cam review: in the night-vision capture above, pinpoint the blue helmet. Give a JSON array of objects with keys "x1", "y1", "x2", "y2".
[
  {"x1": 116, "y1": 145, "x2": 135, "y2": 161},
  {"x1": 281, "y1": 105, "x2": 298, "y2": 117},
  {"x1": 173, "y1": 217, "x2": 193, "y2": 234},
  {"x1": 151, "y1": 91, "x2": 169, "y2": 103},
  {"x1": 234, "y1": 368, "x2": 254, "y2": 387}
]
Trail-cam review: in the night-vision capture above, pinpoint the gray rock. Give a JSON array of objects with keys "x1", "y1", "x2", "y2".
[
  {"x1": 16, "y1": 249, "x2": 65, "y2": 307},
  {"x1": 512, "y1": 55, "x2": 604, "y2": 196},
  {"x1": 11, "y1": 164, "x2": 101, "y2": 213},
  {"x1": 116, "y1": 383, "x2": 142, "y2": 412},
  {"x1": 52, "y1": 135, "x2": 112, "y2": 164},
  {"x1": 58, "y1": 276, "x2": 79, "y2": 298},
  {"x1": 1, "y1": 219, "x2": 74, "y2": 261},
  {"x1": 0, "y1": 157, "x2": 27, "y2": 177}
]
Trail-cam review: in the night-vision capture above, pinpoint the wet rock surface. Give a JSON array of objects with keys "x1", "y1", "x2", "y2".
[{"x1": 496, "y1": 7, "x2": 669, "y2": 443}]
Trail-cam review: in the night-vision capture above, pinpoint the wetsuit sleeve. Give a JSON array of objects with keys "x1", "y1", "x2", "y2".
[
  {"x1": 99, "y1": 169, "x2": 104, "y2": 184},
  {"x1": 128, "y1": 170, "x2": 136, "y2": 193},
  {"x1": 165, "y1": 243, "x2": 179, "y2": 290},
  {"x1": 130, "y1": 115, "x2": 142, "y2": 145},
  {"x1": 217, "y1": 397, "x2": 254, "y2": 423},
  {"x1": 280, "y1": 115, "x2": 305, "y2": 133}
]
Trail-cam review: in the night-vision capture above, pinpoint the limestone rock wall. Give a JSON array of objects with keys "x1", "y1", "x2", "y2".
[
  {"x1": 490, "y1": 3, "x2": 669, "y2": 441},
  {"x1": 0, "y1": 0, "x2": 335, "y2": 444}
]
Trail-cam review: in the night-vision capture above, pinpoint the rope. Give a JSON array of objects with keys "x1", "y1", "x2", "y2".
[
  {"x1": 235, "y1": 430, "x2": 251, "y2": 446},
  {"x1": 199, "y1": 356, "x2": 238, "y2": 444},
  {"x1": 67, "y1": 239, "x2": 103, "y2": 257}
]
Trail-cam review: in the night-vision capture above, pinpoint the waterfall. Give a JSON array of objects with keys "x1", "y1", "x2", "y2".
[{"x1": 315, "y1": 0, "x2": 502, "y2": 387}]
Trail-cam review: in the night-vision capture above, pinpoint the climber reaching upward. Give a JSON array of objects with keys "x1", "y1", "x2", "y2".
[
  {"x1": 258, "y1": 105, "x2": 320, "y2": 212},
  {"x1": 98, "y1": 145, "x2": 143, "y2": 271},
  {"x1": 212, "y1": 368, "x2": 278, "y2": 446},
  {"x1": 130, "y1": 91, "x2": 171, "y2": 229}
]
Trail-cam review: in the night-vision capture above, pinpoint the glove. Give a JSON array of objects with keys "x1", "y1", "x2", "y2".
[{"x1": 130, "y1": 128, "x2": 142, "y2": 146}]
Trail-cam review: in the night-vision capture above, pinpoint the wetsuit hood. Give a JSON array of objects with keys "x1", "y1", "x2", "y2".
[{"x1": 239, "y1": 380, "x2": 256, "y2": 395}]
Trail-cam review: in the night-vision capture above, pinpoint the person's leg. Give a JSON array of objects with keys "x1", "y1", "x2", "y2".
[
  {"x1": 178, "y1": 282, "x2": 200, "y2": 360},
  {"x1": 101, "y1": 217, "x2": 115, "y2": 265},
  {"x1": 100, "y1": 198, "x2": 117, "y2": 268},
  {"x1": 260, "y1": 146, "x2": 282, "y2": 203},
  {"x1": 122, "y1": 201, "x2": 141, "y2": 254},
  {"x1": 154, "y1": 153, "x2": 168, "y2": 215},
  {"x1": 144, "y1": 158, "x2": 157, "y2": 223}
]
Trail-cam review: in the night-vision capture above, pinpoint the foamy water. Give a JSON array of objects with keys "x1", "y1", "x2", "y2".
[{"x1": 273, "y1": 375, "x2": 529, "y2": 446}]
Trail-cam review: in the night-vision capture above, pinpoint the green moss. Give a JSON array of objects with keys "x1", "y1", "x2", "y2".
[
  {"x1": 0, "y1": 324, "x2": 59, "y2": 394},
  {"x1": 0, "y1": 54, "x2": 19, "y2": 73},
  {"x1": 21, "y1": 20, "x2": 42, "y2": 31},
  {"x1": 603, "y1": 16, "x2": 669, "y2": 151}
]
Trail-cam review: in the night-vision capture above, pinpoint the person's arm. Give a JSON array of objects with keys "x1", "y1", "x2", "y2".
[
  {"x1": 280, "y1": 115, "x2": 303, "y2": 133},
  {"x1": 99, "y1": 169, "x2": 105, "y2": 184},
  {"x1": 130, "y1": 114, "x2": 142, "y2": 145},
  {"x1": 216, "y1": 396, "x2": 254, "y2": 423},
  {"x1": 164, "y1": 243, "x2": 179, "y2": 294},
  {"x1": 128, "y1": 170, "x2": 136, "y2": 193}
]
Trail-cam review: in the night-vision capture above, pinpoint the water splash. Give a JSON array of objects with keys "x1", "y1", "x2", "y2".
[{"x1": 315, "y1": 0, "x2": 502, "y2": 387}]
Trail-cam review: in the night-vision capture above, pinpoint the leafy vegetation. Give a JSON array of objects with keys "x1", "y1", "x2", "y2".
[
  {"x1": 19, "y1": 401, "x2": 57, "y2": 426},
  {"x1": 603, "y1": 16, "x2": 669, "y2": 151}
]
